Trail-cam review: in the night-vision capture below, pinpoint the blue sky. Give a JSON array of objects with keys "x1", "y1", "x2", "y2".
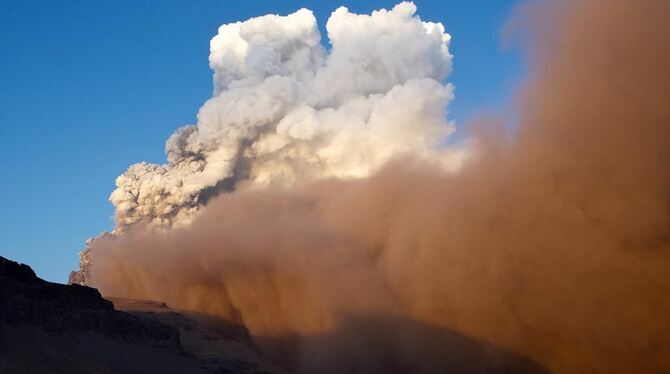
[{"x1": 0, "y1": 0, "x2": 522, "y2": 282}]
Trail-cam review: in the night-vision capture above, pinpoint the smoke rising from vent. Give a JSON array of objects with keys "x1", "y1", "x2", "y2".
[
  {"x1": 110, "y1": 2, "x2": 461, "y2": 230},
  {"x1": 88, "y1": 0, "x2": 670, "y2": 373}
]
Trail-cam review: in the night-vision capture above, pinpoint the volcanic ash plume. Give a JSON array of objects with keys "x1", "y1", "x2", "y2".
[
  {"x1": 87, "y1": 0, "x2": 670, "y2": 373},
  {"x1": 109, "y1": 2, "x2": 459, "y2": 231}
]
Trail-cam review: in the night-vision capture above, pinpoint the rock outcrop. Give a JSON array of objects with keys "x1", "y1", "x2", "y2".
[{"x1": 0, "y1": 256, "x2": 280, "y2": 374}]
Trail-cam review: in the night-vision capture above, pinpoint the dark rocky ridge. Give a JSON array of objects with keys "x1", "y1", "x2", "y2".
[
  {"x1": 0, "y1": 256, "x2": 280, "y2": 373},
  {"x1": 1, "y1": 256, "x2": 549, "y2": 373}
]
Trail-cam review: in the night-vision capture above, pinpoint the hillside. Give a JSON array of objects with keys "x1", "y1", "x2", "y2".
[{"x1": 0, "y1": 256, "x2": 281, "y2": 374}]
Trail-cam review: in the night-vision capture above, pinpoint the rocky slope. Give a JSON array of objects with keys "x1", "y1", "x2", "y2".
[
  {"x1": 0, "y1": 256, "x2": 281, "y2": 374},
  {"x1": 1, "y1": 255, "x2": 549, "y2": 373}
]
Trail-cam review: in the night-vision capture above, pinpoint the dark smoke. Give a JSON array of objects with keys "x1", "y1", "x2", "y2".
[{"x1": 88, "y1": 0, "x2": 670, "y2": 372}]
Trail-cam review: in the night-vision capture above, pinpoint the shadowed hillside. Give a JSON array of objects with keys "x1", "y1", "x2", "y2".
[
  {"x1": 0, "y1": 256, "x2": 280, "y2": 374},
  {"x1": 1, "y1": 256, "x2": 548, "y2": 373}
]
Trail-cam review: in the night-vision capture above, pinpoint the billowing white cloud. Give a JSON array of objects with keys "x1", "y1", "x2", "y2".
[{"x1": 109, "y1": 2, "x2": 458, "y2": 231}]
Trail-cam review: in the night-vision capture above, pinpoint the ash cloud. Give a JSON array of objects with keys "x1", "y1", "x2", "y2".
[
  {"x1": 87, "y1": 0, "x2": 670, "y2": 373},
  {"x1": 110, "y1": 2, "x2": 461, "y2": 230}
]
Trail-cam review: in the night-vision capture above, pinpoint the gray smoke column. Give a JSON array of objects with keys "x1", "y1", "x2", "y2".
[
  {"x1": 109, "y1": 2, "x2": 462, "y2": 231},
  {"x1": 87, "y1": 0, "x2": 670, "y2": 372}
]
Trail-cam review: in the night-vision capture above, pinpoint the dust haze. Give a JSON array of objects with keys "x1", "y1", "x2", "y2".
[{"x1": 87, "y1": 0, "x2": 670, "y2": 372}]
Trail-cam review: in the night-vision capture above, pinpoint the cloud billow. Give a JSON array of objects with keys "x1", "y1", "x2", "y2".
[{"x1": 110, "y1": 2, "x2": 458, "y2": 230}]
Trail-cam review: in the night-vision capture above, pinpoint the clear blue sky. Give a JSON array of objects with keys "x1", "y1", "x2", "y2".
[{"x1": 0, "y1": 0, "x2": 522, "y2": 282}]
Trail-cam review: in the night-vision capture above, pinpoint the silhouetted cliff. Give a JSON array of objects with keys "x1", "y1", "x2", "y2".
[{"x1": 0, "y1": 256, "x2": 280, "y2": 374}]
